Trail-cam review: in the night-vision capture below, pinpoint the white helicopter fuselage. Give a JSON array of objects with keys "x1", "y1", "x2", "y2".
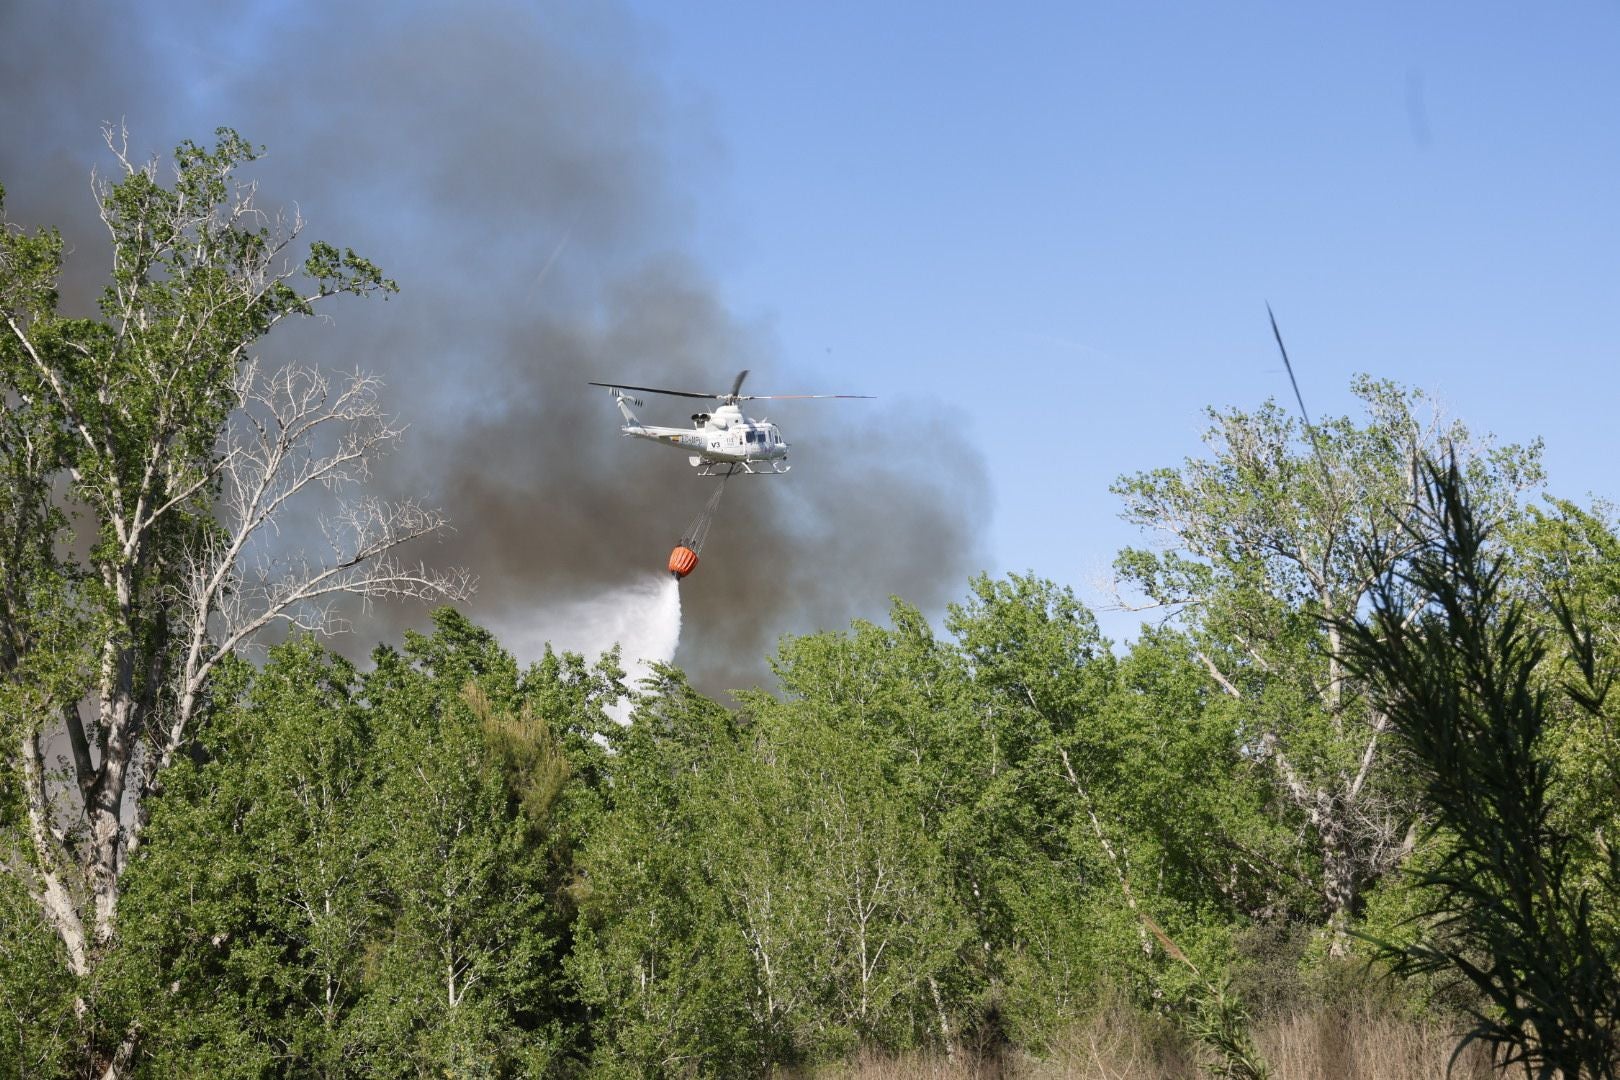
[{"x1": 614, "y1": 397, "x2": 790, "y2": 475}]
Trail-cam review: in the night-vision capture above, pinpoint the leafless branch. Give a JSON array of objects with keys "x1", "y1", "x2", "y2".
[{"x1": 140, "y1": 361, "x2": 472, "y2": 831}]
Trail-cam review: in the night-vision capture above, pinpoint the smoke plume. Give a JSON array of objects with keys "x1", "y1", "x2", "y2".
[{"x1": 0, "y1": 1, "x2": 990, "y2": 694}]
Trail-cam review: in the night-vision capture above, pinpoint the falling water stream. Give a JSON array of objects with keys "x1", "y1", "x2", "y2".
[{"x1": 495, "y1": 573, "x2": 681, "y2": 722}]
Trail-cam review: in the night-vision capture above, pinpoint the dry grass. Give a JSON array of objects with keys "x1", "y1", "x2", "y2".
[
  {"x1": 1250, "y1": 1007, "x2": 1495, "y2": 1080},
  {"x1": 791, "y1": 1004, "x2": 1500, "y2": 1080}
]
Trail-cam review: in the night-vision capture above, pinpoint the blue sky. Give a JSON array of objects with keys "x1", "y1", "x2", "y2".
[{"x1": 617, "y1": 1, "x2": 1620, "y2": 635}]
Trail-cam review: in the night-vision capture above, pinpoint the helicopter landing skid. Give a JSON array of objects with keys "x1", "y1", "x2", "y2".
[{"x1": 696, "y1": 460, "x2": 789, "y2": 477}]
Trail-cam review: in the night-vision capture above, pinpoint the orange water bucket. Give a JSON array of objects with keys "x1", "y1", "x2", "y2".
[{"x1": 667, "y1": 545, "x2": 699, "y2": 579}]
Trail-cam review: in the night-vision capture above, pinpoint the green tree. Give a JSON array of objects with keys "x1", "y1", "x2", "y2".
[
  {"x1": 729, "y1": 698, "x2": 968, "y2": 1059},
  {"x1": 0, "y1": 130, "x2": 465, "y2": 1074},
  {"x1": 353, "y1": 612, "x2": 592, "y2": 1076},
  {"x1": 1112, "y1": 377, "x2": 1542, "y2": 948},
  {"x1": 946, "y1": 576, "x2": 1274, "y2": 1034},
  {"x1": 109, "y1": 640, "x2": 372, "y2": 1077},
  {"x1": 568, "y1": 667, "x2": 765, "y2": 1077},
  {"x1": 571, "y1": 656, "x2": 971, "y2": 1076},
  {"x1": 109, "y1": 611, "x2": 602, "y2": 1076},
  {"x1": 1507, "y1": 498, "x2": 1620, "y2": 866},
  {"x1": 1104, "y1": 626, "x2": 1306, "y2": 925},
  {"x1": 766, "y1": 596, "x2": 1053, "y2": 1045},
  {"x1": 764, "y1": 577, "x2": 1269, "y2": 1049}
]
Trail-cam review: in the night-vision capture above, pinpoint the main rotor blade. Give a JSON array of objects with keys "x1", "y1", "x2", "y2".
[
  {"x1": 587, "y1": 381, "x2": 720, "y2": 401},
  {"x1": 589, "y1": 379, "x2": 874, "y2": 402},
  {"x1": 729, "y1": 369, "x2": 749, "y2": 399}
]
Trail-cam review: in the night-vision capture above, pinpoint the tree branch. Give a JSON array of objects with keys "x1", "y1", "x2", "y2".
[
  {"x1": 1197, "y1": 651, "x2": 1244, "y2": 699},
  {"x1": 19, "y1": 725, "x2": 90, "y2": 976}
]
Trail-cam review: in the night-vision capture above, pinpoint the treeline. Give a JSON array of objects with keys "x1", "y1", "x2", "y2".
[
  {"x1": 4, "y1": 473, "x2": 1617, "y2": 1076},
  {"x1": 4, "y1": 133, "x2": 1618, "y2": 1077}
]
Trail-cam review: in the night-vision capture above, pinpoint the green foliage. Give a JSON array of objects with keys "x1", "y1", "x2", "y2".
[
  {"x1": 1343, "y1": 460, "x2": 1620, "y2": 1077},
  {"x1": 745, "y1": 576, "x2": 1287, "y2": 1056},
  {"x1": 571, "y1": 653, "x2": 976, "y2": 1075},
  {"x1": 764, "y1": 588, "x2": 1084, "y2": 1043},
  {"x1": 741, "y1": 703, "x2": 968, "y2": 1055},
  {"x1": 0, "y1": 874, "x2": 76, "y2": 1078},
  {"x1": 101, "y1": 611, "x2": 610, "y2": 1076},
  {"x1": 1507, "y1": 498, "x2": 1620, "y2": 872},
  {"x1": 568, "y1": 667, "x2": 765, "y2": 1076},
  {"x1": 108, "y1": 638, "x2": 375, "y2": 1075}
]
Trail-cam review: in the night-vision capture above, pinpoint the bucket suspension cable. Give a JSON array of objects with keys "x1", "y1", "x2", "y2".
[
  {"x1": 669, "y1": 471, "x2": 731, "y2": 579},
  {"x1": 681, "y1": 473, "x2": 730, "y2": 554}
]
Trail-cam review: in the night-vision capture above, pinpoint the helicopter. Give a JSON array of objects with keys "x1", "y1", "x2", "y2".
[{"x1": 588, "y1": 369, "x2": 870, "y2": 476}]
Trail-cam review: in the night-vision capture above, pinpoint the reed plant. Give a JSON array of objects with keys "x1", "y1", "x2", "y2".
[{"x1": 1340, "y1": 458, "x2": 1620, "y2": 1078}]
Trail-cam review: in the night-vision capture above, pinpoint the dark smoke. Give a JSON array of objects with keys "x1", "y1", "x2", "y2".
[{"x1": 0, "y1": 1, "x2": 990, "y2": 694}]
